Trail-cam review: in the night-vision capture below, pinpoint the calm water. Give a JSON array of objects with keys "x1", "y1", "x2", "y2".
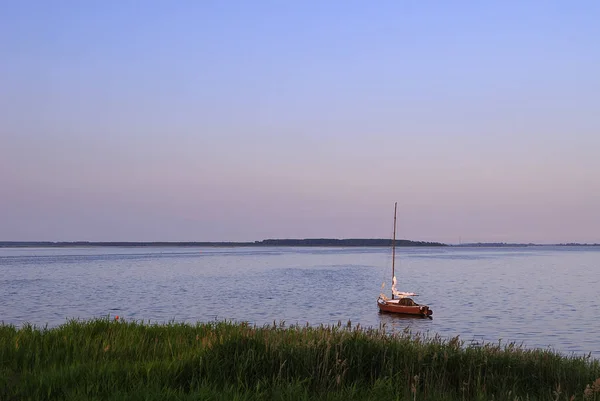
[{"x1": 1, "y1": 246, "x2": 599, "y2": 358}]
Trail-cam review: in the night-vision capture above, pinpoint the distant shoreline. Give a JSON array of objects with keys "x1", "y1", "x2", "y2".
[
  {"x1": 0, "y1": 239, "x2": 598, "y2": 248},
  {"x1": 0, "y1": 239, "x2": 446, "y2": 248}
]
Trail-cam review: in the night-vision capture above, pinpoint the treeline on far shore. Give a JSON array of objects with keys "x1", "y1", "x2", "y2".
[{"x1": 0, "y1": 238, "x2": 448, "y2": 248}]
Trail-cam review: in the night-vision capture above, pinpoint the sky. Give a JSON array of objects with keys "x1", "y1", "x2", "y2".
[{"x1": 1, "y1": 1, "x2": 599, "y2": 244}]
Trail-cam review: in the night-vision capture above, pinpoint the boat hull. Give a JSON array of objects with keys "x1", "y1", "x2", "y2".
[{"x1": 377, "y1": 298, "x2": 433, "y2": 317}]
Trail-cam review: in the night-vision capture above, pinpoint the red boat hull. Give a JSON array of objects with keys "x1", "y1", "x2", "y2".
[{"x1": 377, "y1": 298, "x2": 433, "y2": 317}]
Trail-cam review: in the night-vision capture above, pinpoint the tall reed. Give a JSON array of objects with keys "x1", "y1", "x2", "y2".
[{"x1": 1, "y1": 317, "x2": 599, "y2": 400}]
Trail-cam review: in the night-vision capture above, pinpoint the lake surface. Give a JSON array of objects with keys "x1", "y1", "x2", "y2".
[{"x1": 1, "y1": 246, "x2": 599, "y2": 358}]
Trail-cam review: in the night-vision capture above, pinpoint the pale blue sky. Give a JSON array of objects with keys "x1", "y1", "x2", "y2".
[{"x1": 1, "y1": 1, "x2": 599, "y2": 243}]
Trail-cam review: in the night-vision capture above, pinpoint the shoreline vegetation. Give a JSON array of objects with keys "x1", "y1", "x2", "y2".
[
  {"x1": 1, "y1": 318, "x2": 599, "y2": 401},
  {"x1": 1, "y1": 239, "x2": 447, "y2": 248},
  {"x1": 1, "y1": 239, "x2": 599, "y2": 248}
]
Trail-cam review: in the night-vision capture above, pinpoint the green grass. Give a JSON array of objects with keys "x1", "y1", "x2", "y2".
[{"x1": 1, "y1": 317, "x2": 599, "y2": 400}]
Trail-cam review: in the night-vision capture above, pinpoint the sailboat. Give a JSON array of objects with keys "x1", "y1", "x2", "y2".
[{"x1": 377, "y1": 202, "x2": 433, "y2": 317}]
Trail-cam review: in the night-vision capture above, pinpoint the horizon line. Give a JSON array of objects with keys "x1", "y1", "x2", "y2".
[{"x1": 1, "y1": 239, "x2": 599, "y2": 248}]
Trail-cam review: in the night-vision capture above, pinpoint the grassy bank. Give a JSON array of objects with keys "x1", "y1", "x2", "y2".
[{"x1": 1, "y1": 318, "x2": 599, "y2": 401}]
